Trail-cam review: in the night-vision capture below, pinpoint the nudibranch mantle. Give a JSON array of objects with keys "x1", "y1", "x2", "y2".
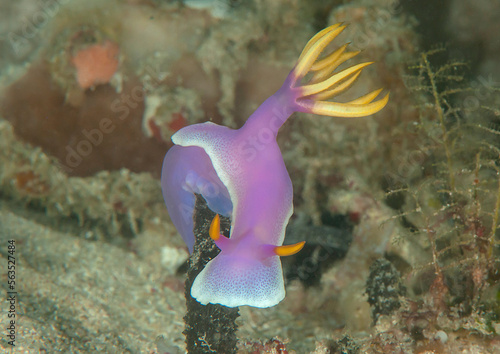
[{"x1": 161, "y1": 23, "x2": 389, "y2": 308}]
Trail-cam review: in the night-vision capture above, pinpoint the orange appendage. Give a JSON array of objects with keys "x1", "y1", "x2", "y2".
[
  {"x1": 274, "y1": 241, "x2": 306, "y2": 257},
  {"x1": 209, "y1": 214, "x2": 221, "y2": 241}
]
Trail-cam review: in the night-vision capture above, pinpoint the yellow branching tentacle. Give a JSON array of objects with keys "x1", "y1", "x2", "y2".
[
  {"x1": 298, "y1": 23, "x2": 342, "y2": 62},
  {"x1": 301, "y1": 62, "x2": 373, "y2": 97},
  {"x1": 347, "y1": 88, "x2": 384, "y2": 105},
  {"x1": 292, "y1": 23, "x2": 389, "y2": 118},
  {"x1": 310, "y1": 50, "x2": 360, "y2": 84},
  {"x1": 312, "y1": 71, "x2": 362, "y2": 101},
  {"x1": 308, "y1": 93, "x2": 390, "y2": 118},
  {"x1": 294, "y1": 24, "x2": 347, "y2": 79},
  {"x1": 310, "y1": 43, "x2": 349, "y2": 71}
]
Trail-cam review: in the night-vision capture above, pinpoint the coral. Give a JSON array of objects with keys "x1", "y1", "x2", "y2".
[
  {"x1": 142, "y1": 86, "x2": 204, "y2": 143},
  {"x1": 329, "y1": 335, "x2": 360, "y2": 354},
  {"x1": 0, "y1": 1, "x2": 214, "y2": 177},
  {"x1": 365, "y1": 258, "x2": 406, "y2": 324},
  {"x1": 0, "y1": 0, "x2": 317, "y2": 180},
  {"x1": 0, "y1": 61, "x2": 167, "y2": 177},
  {"x1": 369, "y1": 47, "x2": 500, "y2": 353},
  {"x1": 392, "y1": 48, "x2": 500, "y2": 304},
  {"x1": 0, "y1": 118, "x2": 171, "y2": 244}
]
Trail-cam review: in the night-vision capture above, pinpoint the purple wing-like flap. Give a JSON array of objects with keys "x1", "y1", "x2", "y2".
[{"x1": 161, "y1": 145, "x2": 232, "y2": 253}]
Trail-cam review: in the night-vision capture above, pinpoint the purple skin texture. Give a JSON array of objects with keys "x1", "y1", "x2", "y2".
[{"x1": 161, "y1": 23, "x2": 389, "y2": 308}]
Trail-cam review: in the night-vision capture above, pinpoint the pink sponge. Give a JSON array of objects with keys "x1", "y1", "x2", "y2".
[{"x1": 71, "y1": 40, "x2": 119, "y2": 89}]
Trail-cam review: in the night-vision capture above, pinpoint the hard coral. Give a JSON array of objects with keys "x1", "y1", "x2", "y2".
[{"x1": 71, "y1": 40, "x2": 120, "y2": 90}]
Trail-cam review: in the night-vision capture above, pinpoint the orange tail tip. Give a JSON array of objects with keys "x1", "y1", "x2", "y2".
[
  {"x1": 274, "y1": 241, "x2": 306, "y2": 257},
  {"x1": 293, "y1": 23, "x2": 389, "y2": 118}
]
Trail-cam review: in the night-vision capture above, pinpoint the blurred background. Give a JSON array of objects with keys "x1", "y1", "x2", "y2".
[{"x1": 0, "y1": 0, "x2": 498, "y2": 352}]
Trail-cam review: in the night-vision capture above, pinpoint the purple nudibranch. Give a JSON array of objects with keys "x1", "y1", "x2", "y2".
[{"x1": 161, "y1": 23, "x2": 389, "y2": 308}]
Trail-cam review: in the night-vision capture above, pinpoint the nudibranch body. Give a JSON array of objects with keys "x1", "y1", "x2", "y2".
[{"x1": 161, "y1": 23, "x2": 389, "y2": 308}]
